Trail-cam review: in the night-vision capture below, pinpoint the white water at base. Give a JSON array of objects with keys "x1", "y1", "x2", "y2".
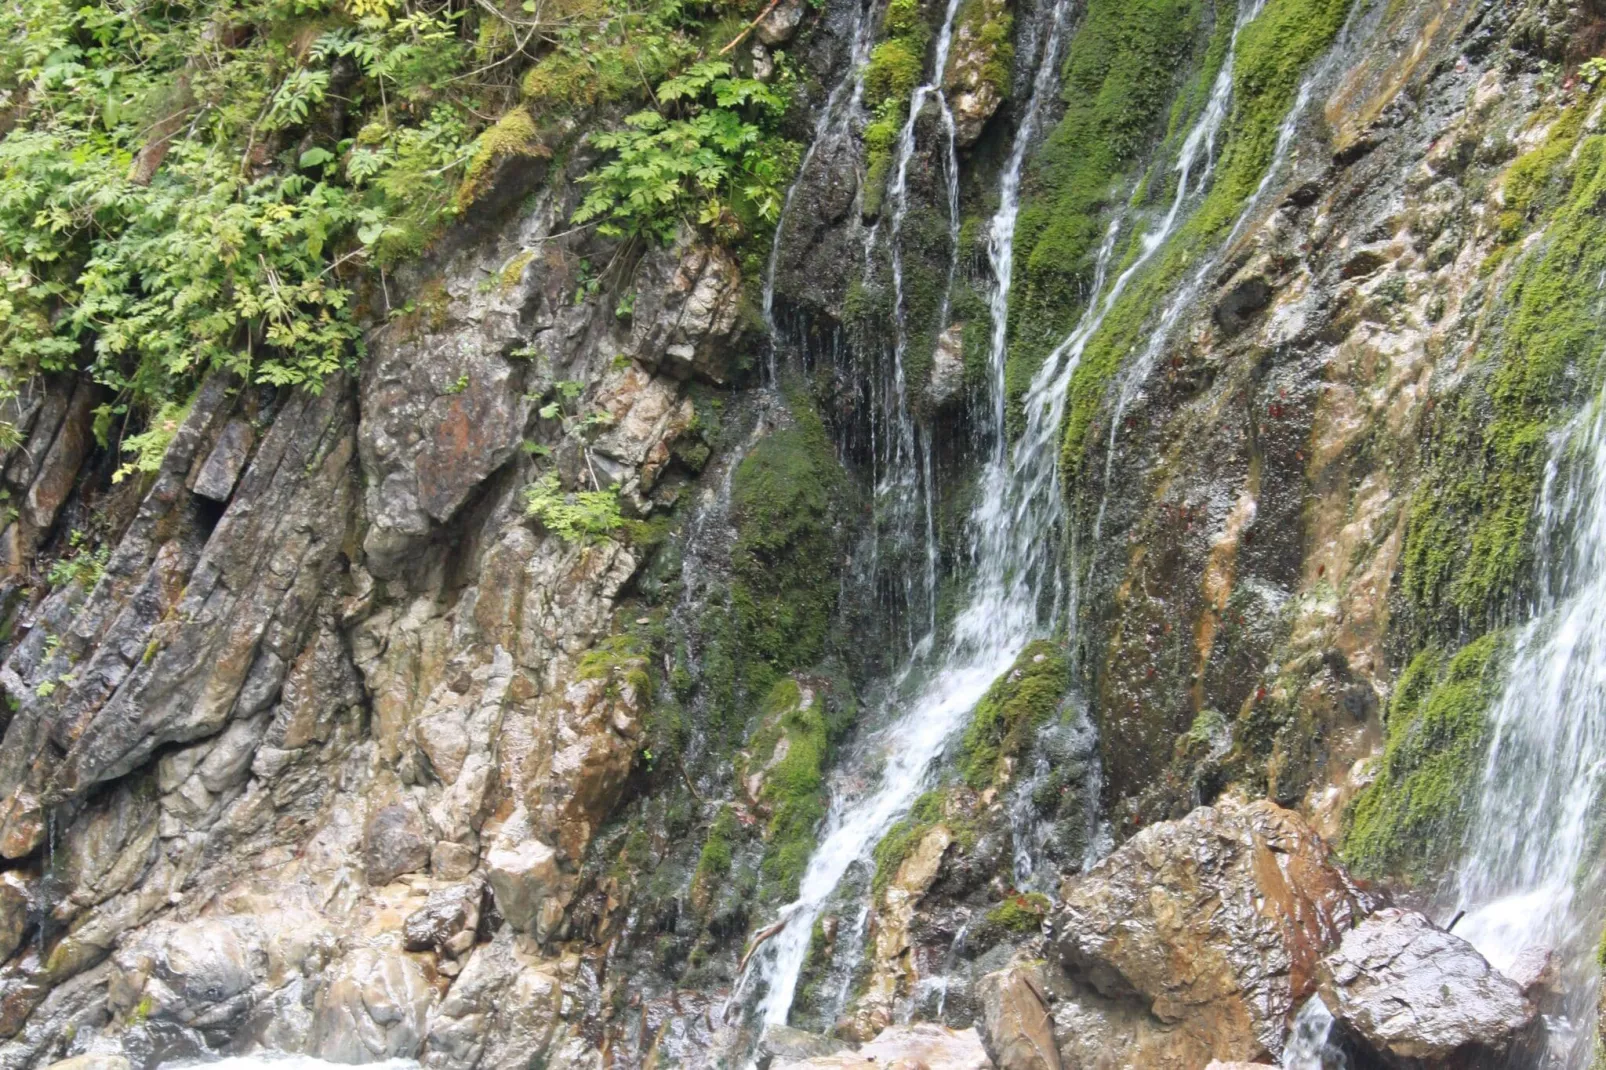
[
  {"x1": 737, "y1": 0, "x2": 1275, "y2": 1031},
  {"x1": 1280, "y1": 998, "x2": 1347, "y2": 1070},
  {"x1": 1451, "y1": 373, "x2": 1606, "y2": 1063}
]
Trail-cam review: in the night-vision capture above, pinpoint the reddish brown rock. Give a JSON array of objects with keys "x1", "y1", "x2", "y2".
[{"x1": 1052, "y1": 799, "x2": 1369, "y2": 1064}]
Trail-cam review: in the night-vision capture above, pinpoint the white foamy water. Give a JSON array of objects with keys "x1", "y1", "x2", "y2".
[
  {"x1": 1280, "y1": 997, "x2": 1347, "y2": 1070},
  {"x1": 1451, "y1": 372, "x2": 1606, "y2": 1064}
]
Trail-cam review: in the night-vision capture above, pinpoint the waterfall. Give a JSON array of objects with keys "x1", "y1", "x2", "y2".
[
  {"x1": 880, "y1": 0, "x2": 965, "y2": 646},
  {"x1": 1281, "y1": 997, "x2": 1348, "y2": 1070},
  {"x1": 734, "y1": 0, "x2": 1276, "y2": 1031},
  {"x1": 1450, "y1": 373, "x2": 1606, "y2": 1063}
]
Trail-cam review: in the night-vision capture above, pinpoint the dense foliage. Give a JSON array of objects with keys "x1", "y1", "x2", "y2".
[{"x1": 0, "y1": 0, "x2": 797, "y2": 451}]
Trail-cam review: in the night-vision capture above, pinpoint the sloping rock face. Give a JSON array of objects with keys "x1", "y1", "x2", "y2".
[
  {"x1": 1050, "y1": 799, "x2": 1370, "y2": 1065},
  {"x1": 1317, "y1": 909, "x2": 1538, "y2": 1069}
]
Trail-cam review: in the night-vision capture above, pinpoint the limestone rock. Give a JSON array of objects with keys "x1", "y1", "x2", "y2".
[
  {"x1": 624, "y1": 240, "x2": 744, "y2": 384},
  {"x1": 942, "y1": 0, "x2": 1009, "y2": 147},
  {"x1": 761, "y1": 1024, "x2": 849, "y2": 1063},
  {"x1": 0, "y1": 874, "x2": 31, "y2": 963},
  {"x1": 1052, "y1": 799, "x2": 1368, "y2": 1063},
  {"x1": 107, "y1": 917, "x2": 270, "y2": 1031},
  {"x1": 774, "y1": 1023, "x2": 992, "y2": 1070},
  {"x1": 924, "y1": 324, "x2": 966, "y2": 409},
  {"x1": 190, "y1": 418, "x2": 255, "y2": 502},
  {"x1": 404, "y1": 879, "x2": 484, "y2": 956},
  {"x1": 365, "y1": 800, "x2": 433, "y2": 885},
  {"x1": 44, "y1": 1057, "x2": 131, "y2": 1070},
  {"x1": 848, "y1": 824, "x2": 952, "y2": 1039},
  {"x1": 1317, "y1": 909, "x2": 1537, "y2": 1068},
  {"x1": 485, "y1": 809, "x2": 568, "y2": 936},
  {"x1": 755, "y1": 0, "x2": 804, "y2": 44},
  {"x1": 311, "y1": 947, "x2": 433, "y2": 1062},
  {"x1": 978, "y1": 962, "x2": 1060, "y2": 1070}
]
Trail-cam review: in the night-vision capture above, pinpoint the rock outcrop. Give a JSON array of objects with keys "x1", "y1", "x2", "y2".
[
  {"x1": 1051, "y1": 799, "x2": 1369, "y2": 1064},
  {"x1": 1317, "y1": 909, "x2": 1538, "y2": 1069}
]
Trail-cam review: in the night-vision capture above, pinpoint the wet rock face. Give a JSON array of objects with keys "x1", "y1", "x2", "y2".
[
  {"x1": 1051, "y1": 799, "x2": 1370, "y2": 1064},
  {"x1": 1317, "y1": 909, "x2": 1538, "y2": 1069}
]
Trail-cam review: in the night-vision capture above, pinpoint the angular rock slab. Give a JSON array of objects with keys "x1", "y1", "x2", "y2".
[
  {"x1": 978, "y1": 961, "x2": 1061, "y2": 1070},
  {"x1": 1052, "y1": 798, "x2": 1369, "y2": 1062},
  {"x1": 1316, "y1": 908, "x2": 1537, "y2": 1069}
]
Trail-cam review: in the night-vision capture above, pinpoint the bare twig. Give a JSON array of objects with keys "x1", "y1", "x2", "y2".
[
  {"x1": 718, "y1": 0, "x2": 781, "y2": 55},
  {"x1": 737, "y1": 916, "x2": 790, "y2": 974}
]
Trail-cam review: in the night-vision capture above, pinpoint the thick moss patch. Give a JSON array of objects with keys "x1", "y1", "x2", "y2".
[
  {"x1": 959, "y1": 639, "x2": 1071, "y2": 788},
  {"x1": 1403, "y1": 105, "x2": 1606, "y2": 631},
  {"x1": 729, "y1": 397, "x2": 848, "y2": 685},
  {"x1": 1343, "y1": 633, "x2": 1505, "y2": 884},
  {"x1": 755, "y1": 678, "x2": 831, "y2": 900}
]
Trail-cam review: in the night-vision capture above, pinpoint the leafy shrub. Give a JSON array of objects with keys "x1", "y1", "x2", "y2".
[{"x1": 573, "y1": 60, "x2": 796, "y2": 243}]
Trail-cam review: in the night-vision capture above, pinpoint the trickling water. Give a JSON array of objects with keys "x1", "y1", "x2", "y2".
[
  {"x1": 1451, "y1": 369, "x2": 1606, "y2": 1065},
  {"x1": 984, "y1": 0, "x2": 1077, "y2": 460},
  {"x1": 880, "y1": 0, "x2": 965, "y2": 643},
  {"x1": 763, "y1": 0, "x2": 877, "y2": 384},
  {"x1": 1091, "y1": 58, "x2": 1323, "y2": 552},
  {"x1": 1280, "y1": 998, "x2": 1348, "y2": 1070},
  {"x1": 931, "y1": 917, "x2": 971, "y2": 1022}
]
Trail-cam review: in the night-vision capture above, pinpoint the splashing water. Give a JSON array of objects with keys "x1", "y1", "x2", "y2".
[
  {"x1": 1451, "y1": 371, "x2": 1606, "y2": 1064},
  {"x1": 1281, "y1": 998, "x2": 1348, "y2": 1070}
]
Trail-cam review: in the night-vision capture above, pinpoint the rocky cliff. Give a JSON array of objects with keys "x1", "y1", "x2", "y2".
[{"x1": 0, "y1": 0, "x2": 1603, "y2": 1064}]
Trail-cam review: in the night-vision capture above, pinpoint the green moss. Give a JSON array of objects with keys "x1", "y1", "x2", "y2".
[
  {"x1": 692, "y1": 804, "x2": 741, "y2": 901},
  {"x1": 456, "y1": 108, "x2": 548, "y2": 211},
  {"x1": 1051, "y1": 0, "x2": 1351, "y2": 470},
  {"x1": 948, "y1": 0, "x2": 1014, "y2": 102},
  {"x1": 959, "y1": 640, "x2": 1071, "y2": 788},
  {"x1": 1005, "y1": 0, "x2": 1209, "y2": 413},
  {"x1": 865, "y1": 39, "x2": 926, "y2": 109},
  {"x1": 858, "y1": 0, "x2": 934, "y2": 217},
  {"x1": 870, "y1": 790, "x2": 947, "y2": 898},
  {"x1": 577, "y1": 634, "x2": 654, "y2": 703},
  {"x1": 729, "y1": 389, "x2": 847, "y2": 677},
  {"x1": 758, "y1": 678, "x2": 831, "y2": 899},
  {"x1": 1342, "y1": 633, "x2": 1505, "y2": 884},
  {"x1": 986, "y1": 892, "x2": 1051, "y2": 932},
  {"x1": 1402, "y1": 105, "x2": 1606, "y2": 630}
]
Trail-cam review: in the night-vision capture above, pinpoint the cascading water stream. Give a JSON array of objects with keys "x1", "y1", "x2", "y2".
[
  {"x1": 879, "y1": 0, "x2": 965, "y2": 644},
  {"x1": 735, "y1": 0, "x2": 1276, "y2": 1031},
  {"x1": 983, "y1": 0, "x2": 1077, "y2": 459},
  {"x1": 1449, "y1": 369, "x2": 1606, "y2": 1064}
]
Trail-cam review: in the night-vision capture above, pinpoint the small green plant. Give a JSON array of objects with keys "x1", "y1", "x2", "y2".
[
  {"x1": 446, "y1": 374, "x2": 470, "y2": 395},
  {"x1": 46, "y1": 530, "x2": 109, "y2": 591},
  {"x1": 524, "y1": 473, "x2": 623, "y2": 543},
  {"x1": 112, "y1": 399, "x2": 191, "y2": 484}
]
